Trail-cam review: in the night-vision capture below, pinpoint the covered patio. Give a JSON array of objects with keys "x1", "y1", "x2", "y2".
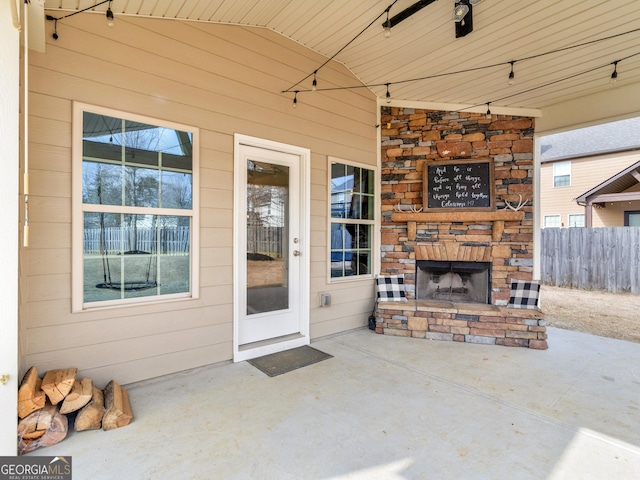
[
  {"x1": 29, "y1": 326, "x2": 640, "y2": 479},
  {"x1": 3, "y1": 0, "x2": 640, "y2": 460}
]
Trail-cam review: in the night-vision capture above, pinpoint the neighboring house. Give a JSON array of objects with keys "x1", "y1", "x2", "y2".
[
  {"x1": 539, "y1": 118, "x2": 640, "y2": 228},
  {"x1": 574, "y1": 160, "x2": 640, "y2": 227}
]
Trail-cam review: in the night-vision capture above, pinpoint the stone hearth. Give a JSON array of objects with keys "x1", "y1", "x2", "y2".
[{"x1": 375, "y1": 300, "x2": 547, "y2": 349}]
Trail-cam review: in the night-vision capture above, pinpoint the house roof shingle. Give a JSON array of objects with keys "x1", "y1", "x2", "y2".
[{"x1": 540, "y1": 117, "x2": 640, "y2": 163}]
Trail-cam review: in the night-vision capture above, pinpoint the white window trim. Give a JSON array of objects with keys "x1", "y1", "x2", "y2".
[
  {"x1": 327, "y1": 156, "x2": 378, "y2": 283},
  {"x1": 72, "y1": 102, "x2": 199, "y2": 312},
  {"x1": 568, "y1": 213, "x2": 585, "y2": 227},
  {"x1": 543, "y1": 214, "x2": 561, "y2": 228},
  {"x1": 553, "y1": 161, "x2": 571, "y2": 188}
]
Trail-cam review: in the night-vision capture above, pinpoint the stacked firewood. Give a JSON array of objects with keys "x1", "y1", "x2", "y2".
[{"x1": 17, "y1": 366, "x2": 132, "y2": 455}]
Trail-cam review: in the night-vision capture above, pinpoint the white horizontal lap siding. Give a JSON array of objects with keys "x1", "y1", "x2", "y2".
[{"x1": 24, "y1": 13, "x2": 377, "y2": 383}]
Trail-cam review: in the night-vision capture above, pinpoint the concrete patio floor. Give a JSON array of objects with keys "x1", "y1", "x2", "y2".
[{"x1": 29, "y1": 326, "x2": 640, "y2": 479}]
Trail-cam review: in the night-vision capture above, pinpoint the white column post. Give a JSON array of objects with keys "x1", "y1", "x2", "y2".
[{"x1": 0, "y1": 0, "x2": 21, "y2": 455}]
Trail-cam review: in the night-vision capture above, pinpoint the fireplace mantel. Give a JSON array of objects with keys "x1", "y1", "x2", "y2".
[
  {"x1": 390, "y1": 210, "x2": 524, "y2": 223},
  {"x1": 391, "y1": 210, "x2": 525, "y2": 241}
]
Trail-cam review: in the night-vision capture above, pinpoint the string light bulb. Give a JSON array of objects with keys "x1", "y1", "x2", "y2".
[
  {"x1": 508, "y1": 61, "x2": 515, "y2": 86},
  {"x1": 106, "y1": 1, "x2": 115, "y2": 27},
  {"x1": 485, "y1": 102, "x2": 491, "y2": 119},
  {"x1": 383, "y1": 9, "x2": 391, "y2": 38},
  {"x1": 312, "y1": 71, "x2": 317, "y2": 91},
  {"x1": 385, "y1": 84, "x2": 391, "y2": 104},
  {"x1": 610, "y1": 61, "x2": 618, "y2": 85},
  {"x1": 293, "y1": 91, "x2": 298, "y2": 108}
]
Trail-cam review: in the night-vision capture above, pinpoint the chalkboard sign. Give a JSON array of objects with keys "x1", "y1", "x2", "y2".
[{"x1": 423, "y1": 159, "x2": 495, "y2": 211}]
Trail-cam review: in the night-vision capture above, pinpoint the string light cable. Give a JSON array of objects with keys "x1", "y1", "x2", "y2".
[
  {"x1": 458, "y1": 51, "x2": 640, "y2": 114},
  {"x1": 285, "y1": 19, "x2": 640, "y2": 106},
  {"x1": 283, "y1": 0, "x2": 399, "y2": 95},
  {"x1": 46, "y1": 0, "x2": 113, "y2": 39}
]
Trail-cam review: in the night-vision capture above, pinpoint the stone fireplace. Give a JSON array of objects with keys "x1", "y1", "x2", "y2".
[{"x1": 375, "y1": 107, "x2": 547, "y2": 349}]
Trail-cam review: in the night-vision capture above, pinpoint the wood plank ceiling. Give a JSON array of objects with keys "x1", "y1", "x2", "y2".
[{"x1": 44, "y1": 0, "x2": 640, "y2": 113}]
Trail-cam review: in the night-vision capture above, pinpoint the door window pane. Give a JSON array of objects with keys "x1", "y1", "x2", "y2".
[{"x1": 246, "y1": 160, "x2": 289, "y2": 314}]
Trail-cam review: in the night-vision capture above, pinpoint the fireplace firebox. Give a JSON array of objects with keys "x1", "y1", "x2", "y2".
[{"x1": 416, "y1": 260, "x2": 491, "y2": 304}]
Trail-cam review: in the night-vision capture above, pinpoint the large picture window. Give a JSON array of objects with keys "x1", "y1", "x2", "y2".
[
  {"x1": 73, "y1": 104, "x2": 198, "y2": 310},
  {"x1": 329, "y1": 159, "x2": 374, "y2": 279}
]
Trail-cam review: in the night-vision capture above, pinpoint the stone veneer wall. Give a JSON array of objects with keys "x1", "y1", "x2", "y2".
[
  {"x1": 380, "y1": 107, "x2": 535, "y2": 304},
  {"x1": 377, "y1": 107, "x2": 547, "y2": 349}
]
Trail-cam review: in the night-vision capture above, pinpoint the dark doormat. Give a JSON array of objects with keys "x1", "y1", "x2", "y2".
[{"x1": 248, "y1": 345, "x2": 333, "y2": 377}]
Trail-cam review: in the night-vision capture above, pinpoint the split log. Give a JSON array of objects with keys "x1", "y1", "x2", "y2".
[
  {"x1": 18, "y1": 403, "x2": 68, "y2": 455},
  {"x1": 60, "y1": 378, "x2": 93, "y2": 414},
  {"x1": 41, "y1": 368, "x2": 77, "y2": 405},
  {"x1": 74, "y1": 386, "x2": 104, "y2": 432},
  {"x1": 18, "y1": 402, "x2": 55, "y2": 440},
  {"x1": 102, "y1": 380, "x2": 133, "y2": 431},
  {"x1": 18, "y1": 366, "x2": 46, "y2": 418}
]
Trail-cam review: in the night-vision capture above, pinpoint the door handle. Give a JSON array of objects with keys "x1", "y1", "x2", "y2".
[{"x1": 293, "y1": 250, "x2": 301, "y2": 256}]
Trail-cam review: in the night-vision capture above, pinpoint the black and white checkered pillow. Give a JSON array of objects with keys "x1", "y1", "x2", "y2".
[
  {"x1": 376, "y1": 275, "x2": 407, "y2": 302},
  {"x1": 508, "y1": 280, "x2": 540, "y2": 309}
]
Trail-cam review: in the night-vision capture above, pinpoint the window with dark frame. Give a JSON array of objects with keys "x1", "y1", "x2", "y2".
[{"x1": 624, "y1": 210, "x2": 640, "y2": 227}]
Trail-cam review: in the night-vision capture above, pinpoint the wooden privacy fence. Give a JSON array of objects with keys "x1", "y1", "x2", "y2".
[
  {"x1": 247, "y1": 226, "x2": 283, "y2": 257},
  {"x1": 84, "y1": 227, "x2": 190, "y2": 255},
  {"x1": 541, "y1": 227, "x2": 640, "y2": 293},
  {"x1": 86, "y1": 226, "x2": 283, "y2": 257}
]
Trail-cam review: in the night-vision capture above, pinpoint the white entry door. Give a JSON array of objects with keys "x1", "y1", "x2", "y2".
[{"x1": 234, "y1": 136, "x2": 310, "y2": 361}]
